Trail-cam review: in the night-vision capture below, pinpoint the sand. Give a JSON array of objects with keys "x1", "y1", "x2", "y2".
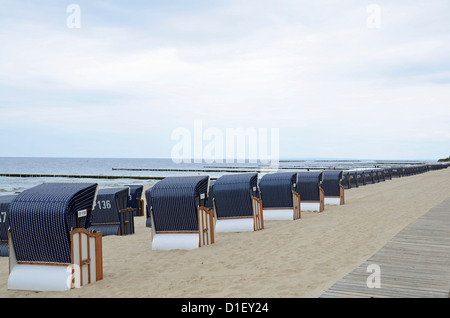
[{"x1": 1, "y1": 168, "x2": 449, "y2": 298}]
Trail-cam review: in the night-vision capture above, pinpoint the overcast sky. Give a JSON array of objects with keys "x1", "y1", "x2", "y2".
[{"x1": 1, "y1": 0, "x2": 449, "y2": 161}]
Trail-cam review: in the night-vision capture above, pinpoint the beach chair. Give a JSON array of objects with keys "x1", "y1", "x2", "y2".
[
  {"x1": 391, "y1": 167, "x2": 401, "y2": 178},
  {"x1": 384, "y1": 168, "x2": 392, "y2": 180},
  {"x1": 341, "y1": 171, "x2": 350, "y2": 189},
  {"x1": 88, "y1": 187, "x2": 135, "y2": 236},
  {"x1": 7, "y1": 183, "x2": 102, "y2": 291},
  {"x1": 322, "y1": 170, "x2": 345, "y2": 205},
  {"x1": 213, "y1": 173, "x2": 264, "y2": 232},
  {"x1": 146, "y1": 176, "x2": 214, "y2": 250},
  {"x1": 363, "y1": 170, "x2": 375, "y2": 184},
  {"x1": 0, "y1": 195, "x2": 18, "y2": 257},
  {"x1": 373, "y1": 169, "x2": 382, "y2": 182},
  {"x1": 297, "y1": 171, "x2": 325, "y2": 212},
  {"x1": 259, "y1": 172, "x2": 301, "y2": 220},
  {"x1": 356, "y1": 170, "x2": 365, "y2": 186},
  {"x1": 401, "y1": 167, "x2": 408, "y2": 177},
  {"x1": 204, "y1": 180, "x2": 215, "y2": 209},
  {"x1": 126, "y1": 185, "x2": 145, "y2": 216},
  {"x1": 377, "y1": 169, "x2": 385, "y2": 182},
  {"x1": 145, "y1": 202, "x2": 152, "y2": 228},
  {"x1": 348, "y1": 170, "x2": 359, "y2": 188}
]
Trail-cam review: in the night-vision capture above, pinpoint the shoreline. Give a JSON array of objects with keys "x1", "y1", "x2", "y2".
[{"x1": 1, "y1": 168, "x2": 449, "y2": 298}]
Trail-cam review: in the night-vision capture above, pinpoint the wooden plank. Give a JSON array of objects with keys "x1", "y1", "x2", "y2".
[{"x1": 321, "y1": 196, "x2": 450, "y2": 298}]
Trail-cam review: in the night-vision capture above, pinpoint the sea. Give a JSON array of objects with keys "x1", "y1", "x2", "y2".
[{"x1": 0, "y1": 157, "x2": 431, "y2": 195}]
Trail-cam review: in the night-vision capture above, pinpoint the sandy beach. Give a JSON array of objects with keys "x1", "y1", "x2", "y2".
[{"x1": 0, "y1": 167, "x2": 449, "y2": 298}]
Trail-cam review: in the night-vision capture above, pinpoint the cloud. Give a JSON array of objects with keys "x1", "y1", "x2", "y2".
[{"x1": 0, "y1": 0, "x2": 449, "y2": 159}]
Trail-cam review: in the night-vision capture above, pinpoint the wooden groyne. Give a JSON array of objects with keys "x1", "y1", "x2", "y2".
[
  {"x1": 0, "y1": 173, "x2": 166, "y2": 180},
  {"x1": 111, "y1": 166, "x2": 364, "y2": 173}
]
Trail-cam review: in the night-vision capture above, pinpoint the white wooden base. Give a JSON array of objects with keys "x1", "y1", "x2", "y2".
[
  {"x1": 263, "y1": 209, "x2": 295, "y2": 220},
  {"x1": 215, "y1": 218, "x2": 254, "y2": 232},
  {"x1": 152, "y1": 233, "x2": 200, "y2": 250}
]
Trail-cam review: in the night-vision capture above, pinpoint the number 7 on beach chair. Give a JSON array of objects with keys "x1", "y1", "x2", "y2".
[
  {"x1": 0, "y1": 195, "x2": 18, "y2": 257},
  {"x1": 145, "y1": 176, "x2": 214, "y2": 250}
]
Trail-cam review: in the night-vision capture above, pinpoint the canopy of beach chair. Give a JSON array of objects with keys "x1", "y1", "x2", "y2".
[
  {"x1": 296, "y1": 171, "x2": 323, "y2": 201},
  {"x1": 259, "y1": 172, "x2": 297, "y2": 208},
  {"x1": 321, "y1": 170, "x2": 343, "y2": 197},
  {"x1": 213, "y1": 173, "x2": 259, "y2": 218},
  {"x1": 146, "y1": 176, "x2": 210, "y2": 232},
  {"x1": 8, "y1": 183, "x2": 98, "y2": 264},
  {"x1": 363, "y1": 170, "x2": 375, "y2": 184}
]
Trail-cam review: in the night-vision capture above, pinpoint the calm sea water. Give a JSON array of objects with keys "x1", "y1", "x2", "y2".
[{"x1": 0, "y1": 157, "x2": 428, "y2": 195}]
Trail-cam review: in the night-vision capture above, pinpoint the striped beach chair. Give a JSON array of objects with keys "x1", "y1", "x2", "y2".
[
  {"x1": 341, "y1": 171, "x2": 350, "y2": 189},
  {"x1": 322, "y1": 170, "x2": 345, "y2": 205},
  {"x1": 391, "y1": 167, "x2": 401, "y2": 178},
  {"x1": 356, "y1": 170, "x2": 365, "y2": 186},
  {"x1": 7, "y1": 182, "x2": 102, "y2": 291},
  {"x1": 89, "y1": 187, "x2": 135, "y2": 236},
  {"x1": 146, "y1": 176, "x2": 214, "y2": 250},
  {"x1": 212, "y1": 173, "x2": 264, "y2": 232},
  {"x1": 259, "y1": 172, "x2": 301, "y2": 220},
  {"x1": 363, "y1": 169, "x2": 375, "y2": 184},
  {"x1": 145, "y1": 202, "x2": 152, "y2": 228},
  {"x1": 377, "y1": 169, "x2": 385, "y2": 182},
  {"x1": 373, "y1": 169, "x2": 381, "y2": 182},
  {"x1": 204, "y1": 180, "x2": 215, "y2": 209},
  {"x1": 347, "y1": 170, "x2": 359, "y2": 188},
  {"x1": 297, "y1": 171, "x2": 325, "y2": 212},
  {"x1": 126, "y1": 185, "x2": 145, "y2": 216},
  {"x1": 0, "y1": 195, "x2": 18, "y2": 257},
  {"x1": 383, "y1": 168, "x2": 392, "y2": 180}
]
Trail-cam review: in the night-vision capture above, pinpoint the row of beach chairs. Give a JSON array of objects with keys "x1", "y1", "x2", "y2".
[
  {"x1": 341, "y1": 164, "x2": 444, "y2": 189},
  {"x1": 145, "y1": 170, "x2": 343, "y2": 250},
  {"x1": 0, "y1": 162, "x2": 448, "y2": 292}
]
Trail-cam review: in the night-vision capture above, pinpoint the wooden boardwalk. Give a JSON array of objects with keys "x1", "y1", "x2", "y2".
[{"x1": 321, "y1": 196, "x2": 450, "y2": 298}]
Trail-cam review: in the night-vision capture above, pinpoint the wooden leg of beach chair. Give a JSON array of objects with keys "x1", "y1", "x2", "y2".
[
  {"x1": 95, "y1": 231, "x2": 103, "y2": 281},
  {"x1": 71, "y1": 228, "x2": 103, "y2": 287},
  {"x1": 293, "y1": 192, "x2": 301, "y2": 220},
  {"x1": 252, "y1": 198, "x2": 256, "y2": 230},
  {"x1": 198, "y1": 207, "x2": 204, "y2": 247},
  {"x1": 319, "y1": 188, "x2": 325, "y2": 212},
  {"x1": 251, "y1": 197, "x2": 264, "y2": 231},
  {"x1": 198, "y1": 207, "x2": 215, "y2": 247},
  {"x1": 208, "y1": 208, "x2": 215, "y2": 244},
  {"x1": 136, "y1": 198, "x2": 145, "y2": 216},
  {"x1": 259, "y1": 199, "x2": 264, "y2": 230}
]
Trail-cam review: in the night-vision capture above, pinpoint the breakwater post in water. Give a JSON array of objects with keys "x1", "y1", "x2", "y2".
[{"x1": 0, "y1": 173, "x2": 166, "y2": 180}]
